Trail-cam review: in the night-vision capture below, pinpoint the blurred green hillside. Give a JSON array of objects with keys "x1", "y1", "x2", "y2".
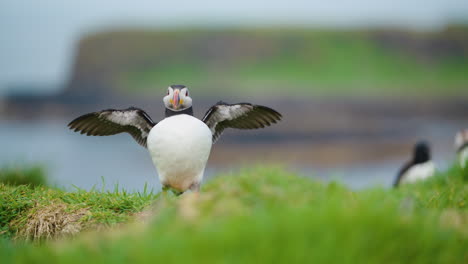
[{"x1": 67, "y1": 27, "x2": 468, "y2": 98}]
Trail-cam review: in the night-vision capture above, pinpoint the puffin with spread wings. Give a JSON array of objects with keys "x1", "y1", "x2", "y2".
[{"x1": 68, "y1": 85, "x2": 282, "y2": 193}]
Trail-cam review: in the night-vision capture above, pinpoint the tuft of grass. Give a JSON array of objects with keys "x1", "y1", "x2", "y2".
[
  {"x1": 0, "y1": 166, "x2": 47, "y2": 187},
  {"x1": 0, "y1": 184, "x2": 157, "y2": 240},
  {"x1": 15, "y1": 202, "x2": 89, "y2": 241},
  {"x1": 0, "y1": 166, "x2": 466, "y2": 263}
]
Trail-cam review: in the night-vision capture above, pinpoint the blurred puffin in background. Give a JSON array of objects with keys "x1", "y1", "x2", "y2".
[
  {"x1": 455, "y1": 130, "x2": 468, "y2": 168},
  {"x1": 393, "y1": 141, "x2": 436, "y2": 188},
  {"x1": 68, "y1": 85, "x2": 282, "y2": 194}
]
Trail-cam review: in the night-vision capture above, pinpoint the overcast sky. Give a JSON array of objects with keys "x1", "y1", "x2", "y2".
[{"x1": 0, "y1": 0, "x2": 467, "y2": 94}]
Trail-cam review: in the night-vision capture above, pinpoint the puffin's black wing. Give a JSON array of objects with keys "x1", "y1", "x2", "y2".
[
  {"x1": 68, "y1": 107, "x2": 156, "y2": 147},
  {"x1": 393, "y1": 161, "x2": 412, "y2": 188},
  {"x1": 202, "y1": 102, "x2": 282, "y2": 143}
]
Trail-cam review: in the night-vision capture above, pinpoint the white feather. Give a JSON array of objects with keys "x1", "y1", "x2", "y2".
[
  {"x1": 146, "y1": 114, "x2": 212, "y2": 191},
  {"x1": 204, "y1": 104, "x2": 253, "y2": 134},
  {"x1": 101, "y1": 110, "x2": 152, "y2": 138},
  {"x1": 221, "y1": 104, "x2": 252, "y2": 120},
  {"x1": 400, "y1": 161, "x2": 435, "y2": 185},
  {"x1": 104, "y1": 110, "x2": 138, "y2": 125}
]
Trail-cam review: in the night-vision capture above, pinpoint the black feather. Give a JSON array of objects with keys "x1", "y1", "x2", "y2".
[
  {"x1": 68, "y1": 107, "x2": 156, "y2": 148},
  {"x1": 202, "y1": 102, "x2": 282, "y2": 143}
]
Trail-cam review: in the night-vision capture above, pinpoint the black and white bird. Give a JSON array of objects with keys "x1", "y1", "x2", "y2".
[
  {"x1": 393, "y1": 141, "x2": 436, "y2": 187},
  {"x1": 68, "y1": 85, "x2": 282, "y2": 193},
  {"x1": 455, "y1": 130, "x2": 468, "y2": 168}
]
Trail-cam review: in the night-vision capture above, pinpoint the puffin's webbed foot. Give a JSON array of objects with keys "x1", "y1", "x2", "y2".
[
  {"x1": 162, "y1": 185, "x2": 184, "y2": 196},
  {"x1": 162, "y1": 182, "x2": 200, "y2": 196}
]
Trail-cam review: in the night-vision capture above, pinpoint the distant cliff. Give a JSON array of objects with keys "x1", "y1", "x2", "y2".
[{"x1": 66, "y1": 27, "x2": 468, "y2": 98}]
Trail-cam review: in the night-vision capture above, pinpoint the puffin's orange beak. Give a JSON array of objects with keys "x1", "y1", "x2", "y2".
[{"x1": 172, "y1": 90, "x2": 180, "y2": 109}]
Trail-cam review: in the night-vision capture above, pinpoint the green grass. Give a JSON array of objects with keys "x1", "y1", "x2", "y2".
[
  {"x1": 0, "y1": 166, "x2": 466, "y2": 263},
  {"x1": 0, "y1": 182, "x2": 157, "y2": 240}
]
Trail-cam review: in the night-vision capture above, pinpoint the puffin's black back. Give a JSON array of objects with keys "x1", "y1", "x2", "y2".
[
  {"x1": 393, "y1": 140, "x2": 431, "y2": 187},
  {"x1": 413, "y1": 141, "x2": 431, "y2": 164}
]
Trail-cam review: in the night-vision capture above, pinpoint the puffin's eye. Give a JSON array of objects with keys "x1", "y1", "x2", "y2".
[
  {"x1": 185, "y1": 91, "x2": 189, "y2": 96},
  {"x1": 167, "y1": 90, "x2": 170, "y2": 95}
]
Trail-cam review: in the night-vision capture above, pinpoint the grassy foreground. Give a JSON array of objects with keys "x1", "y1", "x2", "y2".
[{"x1": 0, "y1": 166, "x2": 467, "y2": 263}]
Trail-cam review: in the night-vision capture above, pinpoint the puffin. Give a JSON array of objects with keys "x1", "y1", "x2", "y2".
[
  {"x1": 455, "y1": 130, "x2": 468, "y2": 168},
  {"x1": 68, "y1": 85, "x2": 282, "y2": 193},
  {"x1": 393, "y1": 141, "x2": 435, "y2": 188}
]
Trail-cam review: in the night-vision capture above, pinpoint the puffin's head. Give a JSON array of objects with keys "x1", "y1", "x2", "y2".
[
  {"x1": 414, "y1": 141, "x2": 431, "y2": 163},
  {"x1": 163, "y1": 85, "x2": 192, "y2": 111}
]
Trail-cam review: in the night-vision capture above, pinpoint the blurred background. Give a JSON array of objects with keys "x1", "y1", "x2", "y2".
[{"x1": 1, "y1": 0, "x2": 468, "y2": 190}]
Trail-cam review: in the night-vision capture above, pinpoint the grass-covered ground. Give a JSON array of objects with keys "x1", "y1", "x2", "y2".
[
  {"x1": 0, "y1": 182, "x2": 156, "y2": 240},
  {"x1": 0, "y1": 166, "x2": 466, "y2": 263}
]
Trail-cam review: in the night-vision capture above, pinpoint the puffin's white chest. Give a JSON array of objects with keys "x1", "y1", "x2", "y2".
[
  {"x1": 400, "y1": 161, "x2": 435, "y2": 185},
  {"x1": 459, "y1": 147, "x2": 468, "y2": 169},
  {"x1": 147, "y1": 114, "x2": 212, "y2": 191}
]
